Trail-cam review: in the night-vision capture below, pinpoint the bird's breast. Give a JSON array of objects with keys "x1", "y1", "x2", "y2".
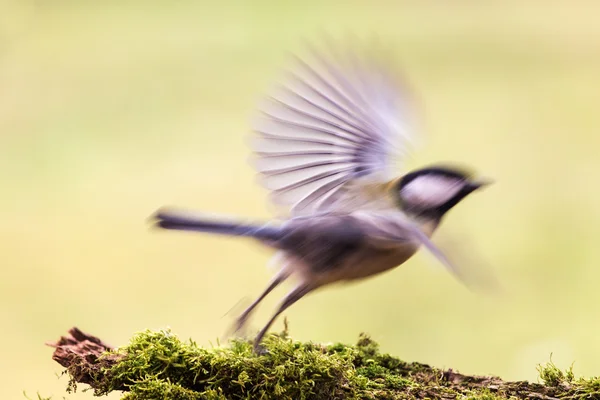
[
  {"x1": 289, "y1": 241, "x2": 420, "y2": 287},
  {"x1": 272, "y1": 212, "x2": 439, "y2": 287}
]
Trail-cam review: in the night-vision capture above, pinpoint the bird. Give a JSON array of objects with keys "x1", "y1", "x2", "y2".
[{"x1": 151, "y1": 44, "x2": 491, "y2": 351}]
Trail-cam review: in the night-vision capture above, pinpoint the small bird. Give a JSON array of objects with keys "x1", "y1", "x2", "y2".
[{"x1": 152, "y1": 45, "x2": 491, "y2": 351}]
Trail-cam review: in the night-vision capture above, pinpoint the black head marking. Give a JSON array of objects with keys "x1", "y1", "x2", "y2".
[
  {"x1": 395, "y1": 165, "x2": 485, "y2": 219},
  {"x1": 399, "y1": 165, "x2": 474, "y2": 186}
]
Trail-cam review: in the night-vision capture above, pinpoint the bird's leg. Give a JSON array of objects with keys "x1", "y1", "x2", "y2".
[
  {"x1": 253, "y1": 283, "x2": 314, "y2": 353},
  {"x1": 232, "y1": 271, "x2": 288, "y2": 335}
]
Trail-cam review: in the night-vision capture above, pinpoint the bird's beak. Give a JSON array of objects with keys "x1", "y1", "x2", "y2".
[{"x1": 469, "y1": 178, "x2": 494, "y2": 191}]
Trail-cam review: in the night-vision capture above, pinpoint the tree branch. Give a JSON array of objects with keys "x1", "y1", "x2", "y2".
[{"x1": 46, "y1": 327, "x2": 595, "y2": 399}]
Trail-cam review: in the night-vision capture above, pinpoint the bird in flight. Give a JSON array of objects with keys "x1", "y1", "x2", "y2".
[{"x1": 152, "y1": 43, "x2": 491, "y2": 351}]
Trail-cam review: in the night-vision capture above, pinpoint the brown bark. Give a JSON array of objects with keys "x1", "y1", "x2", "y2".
[{"x1": 47, "y1": 327, "x2": 126, "y2": 392}]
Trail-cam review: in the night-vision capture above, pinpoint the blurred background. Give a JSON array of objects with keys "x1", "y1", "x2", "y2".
[{"x1": 2, "y1": 0, "x2": 600, "y2": 398}]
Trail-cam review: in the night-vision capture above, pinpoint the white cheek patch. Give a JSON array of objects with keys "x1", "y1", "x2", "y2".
[{"x1": 400, "y1": 175, "x2": 464, "y2": 209}]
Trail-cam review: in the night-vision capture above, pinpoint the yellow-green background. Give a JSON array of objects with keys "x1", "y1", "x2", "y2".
[{"x1": 2, "y1": 1, "x2": 600, "y2": 398}]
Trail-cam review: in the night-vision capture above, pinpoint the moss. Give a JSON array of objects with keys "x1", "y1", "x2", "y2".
[
  {"x1": 536, "y1": 356, "x2": 575, "y2": 387},
  {"x1": 54, "y1": 327, "x2": 600, "y2": 399},
  {"x1": 95, "y1": 330, "x2": 357, "y2": 399},
  {"x1": 536, "y1": 358, "x2": 600, "y2": 399},
  {"x1": 457, "y1": 388, "x2": 514, "y2": 400}
]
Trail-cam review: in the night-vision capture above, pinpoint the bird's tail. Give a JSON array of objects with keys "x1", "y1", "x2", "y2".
[{"x1": 152, "y1": 208, "x2": 281, "y2": 242}]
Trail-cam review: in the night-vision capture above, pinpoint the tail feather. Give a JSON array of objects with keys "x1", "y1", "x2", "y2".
[{"x1": 152, "y1": 209, "x2": 281, "y2": 241}]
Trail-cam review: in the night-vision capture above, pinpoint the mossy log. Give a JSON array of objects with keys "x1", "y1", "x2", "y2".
[{"x1": 47, "y1": 327, "x2": 600, "y2": 399}]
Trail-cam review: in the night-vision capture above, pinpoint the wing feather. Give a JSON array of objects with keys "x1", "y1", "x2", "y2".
[{"x1": 251, "y1": 45, "x2": 417, "y2": 216}]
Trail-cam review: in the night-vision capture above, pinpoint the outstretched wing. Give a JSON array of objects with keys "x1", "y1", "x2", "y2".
[{"x1": 250, "y1": 46, "x2": 418, "y2": 217}]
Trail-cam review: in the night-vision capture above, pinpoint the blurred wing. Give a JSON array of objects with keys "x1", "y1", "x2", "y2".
[
  {"x1": 355, "y1": 212, "x2": 465, "y2": 283},
  {"x1": 250, "y1": 47, "x2": 417, "y2": 216}
]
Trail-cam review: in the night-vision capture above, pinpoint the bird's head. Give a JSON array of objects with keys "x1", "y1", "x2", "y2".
[{"x1": 393, "y1": 165, "x2": 491, "y2": 220}]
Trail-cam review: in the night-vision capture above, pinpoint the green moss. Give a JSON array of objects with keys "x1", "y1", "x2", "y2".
[
  {"x1": 95, "y1": 330, "x2": 358, "y2": 399},
  {"x1": 57, "y1": 328, "x2": 600, "y2": 399},
  {"x1": 536, "y1": 356, "x2": 575, "y2": 387},
  {"x1": 458, "y1": 389, "x2": 514, "y2": 400},
  {"x1": 536, "y1": 358, "x2": 600, "y2": 399}
]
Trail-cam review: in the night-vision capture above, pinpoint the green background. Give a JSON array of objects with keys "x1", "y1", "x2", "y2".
[{"x1": 2, "y1": 1, "x2": 600, "y2": 398}]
